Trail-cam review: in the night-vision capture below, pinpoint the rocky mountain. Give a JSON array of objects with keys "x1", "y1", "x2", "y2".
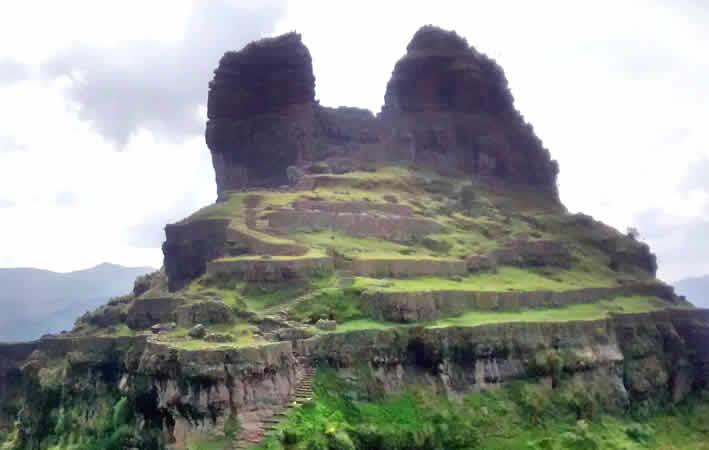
[
  {"x1": 0, "y1": 263, "x2": 154, "y2": 342},
  {"x1": 674, "y1": 274, "x2": 709, "y2": 307},
  {"x1": 1, "y1": 26, "x2": 708, "y2": 450},
  {"x1": 205, "y1": 27, "x2": 557, "y2": 198}
]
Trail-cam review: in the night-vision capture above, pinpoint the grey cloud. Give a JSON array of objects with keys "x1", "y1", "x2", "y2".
[
  {"x1": 0, "y1": 59, "x2": 29, "y2": 84},
  {"x1": 42, "y1": 0, "x2": 287, "y2": 146}
]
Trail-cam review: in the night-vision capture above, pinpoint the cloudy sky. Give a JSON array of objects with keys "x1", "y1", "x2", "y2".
[{"x1": 0, "y1": 0, "x2": 707, "y2": 282}]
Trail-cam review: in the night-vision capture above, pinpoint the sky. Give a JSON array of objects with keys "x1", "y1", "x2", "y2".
[{"x1": 0, "y1": 0, "x2": 707, "y2": 282}]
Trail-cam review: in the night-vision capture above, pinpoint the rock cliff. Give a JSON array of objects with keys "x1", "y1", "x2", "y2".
[{"x1": 206, "y1": 26, "x2": 558, "y2": 199}]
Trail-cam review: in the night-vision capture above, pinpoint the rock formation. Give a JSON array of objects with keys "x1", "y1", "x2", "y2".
[
  {"x1": 205, "y1": 26, "x2": 559, "y2": 199},
  {"x1": 381, "y1": 26, "x2": 558, "y2": 194}
]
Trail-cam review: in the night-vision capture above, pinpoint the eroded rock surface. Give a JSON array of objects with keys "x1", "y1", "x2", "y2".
[{"x1": 205, "y1": 26, "x2": 559, "y2": 199}]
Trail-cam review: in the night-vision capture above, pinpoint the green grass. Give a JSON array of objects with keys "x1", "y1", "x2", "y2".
[
  {"x1": 157, "y1": 320, "x2": 265, "y2": 350},
  {"x1": 290, "y1": 287, "x2": 364, "y2": 323},
  {"x1": 330, "y1": 296, "x2": 675, "y2": 333},
  {"x1": 353, "y1": 266, "x2": 619, "y2": 293},
  {"x1": 290, "y1": 232, "x2": 420, "y2": 257},
  {"x1": 215, "y1": 249, "x2": 326, "y2": 262},
  {"x1": 96, "y1": 324, "x2": 136, "y2": 337},
  {"x1": 429, "y1": 295, "x2": 672, "y2": 328},
  {"x1": 328, "y1": 319, "x2": 404, "y2": 332}
]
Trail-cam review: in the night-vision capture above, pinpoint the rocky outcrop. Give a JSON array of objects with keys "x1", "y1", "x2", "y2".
[
  {"x1": 163, "y1": 219, "x2": 230, "y2": 291},
  {"x1": 360, "y1": 282, "x2": 676, "y2": 322},
  {"x1": 206, "y1": 33, "x2": 316, "y2": 192},
  {"x1": 205, "y1": 26, "x2": 559, "y2": 200},
  {"x1": 126, "y1": 296, "x2": 185, "y2": 329},
  {"x1": 381, "y1": 26, "x2": 558, "y2": 195},
  {"x1": 561, "y1": 214, "x2": 658, "y2": 276}
]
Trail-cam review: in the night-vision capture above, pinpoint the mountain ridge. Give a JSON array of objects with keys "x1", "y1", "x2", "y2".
[{"x1": 0, "y1": 263, "x2": 154, "y2": 342}]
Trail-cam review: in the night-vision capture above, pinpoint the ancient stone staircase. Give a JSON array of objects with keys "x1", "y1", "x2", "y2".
[{"x1": 233, "y1": 361, "x2": 316, "y2": 449}]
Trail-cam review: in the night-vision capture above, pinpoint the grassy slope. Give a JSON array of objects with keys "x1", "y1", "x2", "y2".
[
  {"x1": 83, "y1": 165, "x2": 663, "y2": 349},
  {"x1": 353, "y1": 266, "x2": 621, "y2": 293},
  {"x1": 332, "y1": 295, "x2": 675, "y2": 332}
]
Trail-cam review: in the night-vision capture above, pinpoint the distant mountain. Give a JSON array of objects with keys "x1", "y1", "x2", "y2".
[
  {"x1": 674, "y1": 275, "x2": 709, "y2": 308},
  {"x1": 0, "y1": 263, "x2": 154, "y2": 342}
]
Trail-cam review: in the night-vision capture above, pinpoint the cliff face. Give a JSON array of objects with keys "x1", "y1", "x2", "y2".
[
  {"x1": 381, "y1": 26, "x2": 558, "y2": 194},
  {"x1": 205, "y1": 26, "x2": 558, "y2": 199},
  {"x1": 2, "y1": 310, "x2": 708, "y2": 448}
]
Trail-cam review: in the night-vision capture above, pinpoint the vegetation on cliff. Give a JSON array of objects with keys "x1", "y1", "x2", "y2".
[{"x1": 251, "y1": 370, "x2": 709, "y2": 450}]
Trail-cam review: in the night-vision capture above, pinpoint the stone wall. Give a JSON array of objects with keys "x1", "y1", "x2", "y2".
[
  {"x1": 267, "y1": 210, "x2": 440, "y2": 242},
  {"x1": 292, "y1": 199, "x2": 414, "y2": 216},
  {"x1": 360, "y1": 283, "x2": 676, "y2": 322},
  {"x1": 206, "y1": 256, "x2": 333, "y2": 281},
  {"x1": 351, "y1": 258, "x2": 467, "y2": 278}
]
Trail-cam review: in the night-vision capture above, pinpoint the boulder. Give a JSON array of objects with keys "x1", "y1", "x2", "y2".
[
  {"x1": 188, "y1": 324, "x2": 206, "y2": 339},
  {"x1": 316, "y1": 319, "x2": 337, "y2": 331},
  {"x1": 150, "y1": 322, "x2": 177, "y2": 334}
]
